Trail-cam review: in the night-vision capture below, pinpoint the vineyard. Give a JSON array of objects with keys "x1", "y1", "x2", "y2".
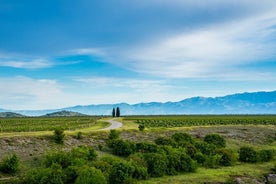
[
  {"x1": 0, "y1": 117, "x2": 98, "y2": 132},
  {"x1": 125, "y1": 115, "x2": 276, "y2": 128}
]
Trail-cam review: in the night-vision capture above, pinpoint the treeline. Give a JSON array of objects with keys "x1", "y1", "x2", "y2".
[{"x1": 0, "y1": 131, "x2": 274, "y2": 184}]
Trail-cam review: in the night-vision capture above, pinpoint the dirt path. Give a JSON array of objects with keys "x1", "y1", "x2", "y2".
[{"x1": 101, "y1": 118, "x2": 122, "y2": 130}]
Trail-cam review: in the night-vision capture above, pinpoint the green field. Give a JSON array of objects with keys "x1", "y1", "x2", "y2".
[
  {"x1": 0, "y1": 115, "x2": 275, "y2": 184},
  {"x1": 126, "y1": 115, "x2": 276, "y2": 128},
  {"x1": 0, "y1": 116, "x2": 99, "y2": 132}
]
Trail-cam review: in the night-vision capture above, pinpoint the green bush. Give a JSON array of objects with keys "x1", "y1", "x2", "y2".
[
  {"x1": 171, "y1": 132, "x2": 193, "y2": 144},
  {"x1": 136, "y1": 142, "x2": 158, "y2": 153},
  {"x1": 76, "y1": 132, "x2": 83, "y2": 139},
  {"x1": 54, "y1": 128, "x2": 65, "y2": 144},
  {"x1": 75, "y1": 166, "x2": 106, "y2": 184},
  {"x1": 23, "y1": 163, "x2": 64, "y2": 184},
  {"x1": 108, "y1": 129, "x2": 120, "y2": 140},
  {"x1": 204, "y1": 154, "x2": 221, "y2": 168},
  {"x1": 239, "y1": 146, "x2": 257, "y2": 163},
  {"x1": 109, "y1": 161, "x2": 135, "y2": 184},
  {"x1": 204, "y1": 134, "x2": 226, "y2": 148},
  {"x1": 0, "y1": 154, "x2": 20, "y2": 175},
  {"x1": 70, "y1": 146, "x2": 97, "y2": 161},
  {"x1": 195, "y1": 141, "x2": 216, "y2": 156},
  {"x1": 194, "y1": 152, "x2": 206, "y2": 165},
  {"x1": 128, "y1": 155, "x2": 148, "y2": 180},
  {"x1": 258, "y1": 149, "x2": 273, "y2": 162},
  {"x1": 108, "y1": 139, "x2": 136, "y2": 157},
  {"x1": 154, "y1": 137, "x2": 176, "y2": 147},
  {"x1": 43, "y1": 151, "x2": 71, "y2": 169},
  {"x1": 143, "y1": 153, "x2": 168, "y2": 177},
  {"x1": 218, "y1": 149, "x2": 236, "y2": 166},
  {"x1": 138, "y1": 124, "x2": 145, "y2": 131}
]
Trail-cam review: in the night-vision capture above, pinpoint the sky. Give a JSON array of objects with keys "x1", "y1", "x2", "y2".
[{"x1": 0, "y1": 0, "x2": 276, "y2": 110}]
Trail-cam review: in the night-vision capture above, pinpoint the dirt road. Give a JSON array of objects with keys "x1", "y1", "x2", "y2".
[{"x1": 101, "y1": 118, "x2": 122, "y2": 130}]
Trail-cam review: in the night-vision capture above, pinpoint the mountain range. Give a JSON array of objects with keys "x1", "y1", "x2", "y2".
[{"x1": 0, "y1": 90, "x2": 275, "y2": 116}]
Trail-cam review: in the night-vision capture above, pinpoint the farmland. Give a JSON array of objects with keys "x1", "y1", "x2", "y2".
[
  {"x1": 126, "y1": 115, "x2": 276, "y2": 128},
  {"x1": 0, "y1": 115, "x2": 275, "y2": 184},
  {"x1": 0, "y1": 117, "x2": 99, "y2": 132}
]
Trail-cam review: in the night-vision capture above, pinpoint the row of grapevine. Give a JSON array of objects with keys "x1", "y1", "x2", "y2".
[
  {"x1": 0, "y1": 117, "x2": 98, "y2": 132},
  {"x1": 125, "y1": 115, "x2": 276, "y2": 128}
]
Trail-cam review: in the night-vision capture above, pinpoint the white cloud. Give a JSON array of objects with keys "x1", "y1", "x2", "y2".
[
  {"x1": 112, "y1": 9, "x2": 276, "y2": 79},
  {"x1": 0, "y1": 76, "x2": 70, "y2": 109},
  {"x1": 0, "y1": 58, "x2": 53, "y2": 69}
]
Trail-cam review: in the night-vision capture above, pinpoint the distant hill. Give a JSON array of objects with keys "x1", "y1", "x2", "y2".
[
  {"x1": 1, "y1": 90, "x2": 276, "y2": 116},
  {"x1": 42, "y1": 110, "x2": 88, "y2": 117},
  {"x1": 0, "y1": 112, "x2": 25, "y2": 118}
]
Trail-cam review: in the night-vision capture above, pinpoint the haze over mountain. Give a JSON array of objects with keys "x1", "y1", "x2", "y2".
[{"x1": 0, "y1": 91, "x2": 275, "y2": 116}]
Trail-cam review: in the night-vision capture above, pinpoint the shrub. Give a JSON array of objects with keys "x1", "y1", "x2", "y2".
[
  {"x1": 70, "y1": 146, "x2": 98, "y2": 162},
  {"x1": 143, "y1": 153, "x2": 168, "y2": 177},
  {"x1": 43, "y1": 151, "x2": 71, "y2": 169},
  {"x1": 75, "y1": 166, "x2": 107, "y2": 184},
  {"x1": 136, "y1": 142, "x2": 158, "y2": 153},
  {"x1": 204, "y1": 154, "x2": 221, "y2": 168},
  {"x1": 76, "y1": 132, "x2": 83, "y2": 139},
  {"x1": 171, "y1": 132, "x2": 193, "y2": 144},
  {"x1": 154, "y1": 137, "x2": 176, "y2": 147},
  {"x1": 108, "y1": 129, "x2": 120, "y2": 140},
  {"x1": 138, "y1": 124, "x2": 145, "y2": 131},
  {"x1": 54, "y1": 128, "x2": 65, "y2": 144},
  {"x1": 108, "y1": 139, "x2": 136, "y2": 157},
  {"x1": 239, "y1": 146, "x2": 257, "y2": 163},
  {"x1": 128, "y1": 155, "x2": 148, "y2": 180},
  {"x1": 179, "y1": 152, "x2": 197, "y2": 172},
  {"x1": 218, "y1": 149, "x2": 236, "y2": 166},
  {"x1": 195, "y1": 141, "x2": 216, "y2": 156},
  {"x1": 23, "y1": 163, "x2": 64, "y2": 184},
  {"x1": 0, "y1": 154, "x2": 20, "y2": 175},
  {"x1": 204, "y1": 134, "x2": 226, "y2": 148},
  {"x1": 194, "y1": 152, "x2": 206, "y2": 165},
  {"x1": 109, "y1": 162, "x2": 135, "y2": 184},
  {"x1": 258, "y1": 149, "x2": 273, "y2": 162}
]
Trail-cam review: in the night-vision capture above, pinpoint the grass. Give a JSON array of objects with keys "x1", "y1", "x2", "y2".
[{"x1": 139, "y1": 162, "x2": 275, "y2": 184}]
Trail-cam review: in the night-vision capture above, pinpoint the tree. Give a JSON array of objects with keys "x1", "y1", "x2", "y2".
[
  {"x1": 112, "y1": 108, "x2": 115, "y2": 118},
  {"x1": 53, "y1": 128, "x2": 65, "y2": 144},
  {"x1": 116, "y1": 107, "x2": 120, "y2": 117}
]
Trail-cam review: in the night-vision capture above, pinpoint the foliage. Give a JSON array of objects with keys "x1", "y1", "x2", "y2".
[
  {"x1": 195, "y1": 141, "x2": 217, "y2": 156},
  {"x1": 109, "y1": 161, "x2": 135, "y2": 184},
  {"x1": 43, "y1": 151, "x2": 71, "y2": 169},
  {"x1": 204, "y1": 134, "x2": 226, "y2": 148},
  {"x1": 154, "y1": 137, "x2": 176, "y2": 147},
  {"x1": 76, "y1": 131, "x2": 83, "y2": 139},
  {"x1": 53, "y1": 128, "x2": 65, "y2": 144},
  {"x1": 112, "y1": 108, "x2": 115, "y2": 118},
  {"x1": 218, "y1": 149, "x2": 236, "y2": 166},
  {"x1": 75, "y1": 166, "x2": 106, "y2": 184},
  {"x1": 108, "y1": 129, "x2": 120, "y2": 140},
  {"x1": 0, "y1": 116, "x2": 98, "y2": 132},
  {"x1": 239, "y1": 146, "x2": 258, "y2": 163},
  {"x1": 23, "y1": 163, "x2": 64, "y2": 184},
  {"x1": 138, "y1": 124, "x2": 145, "y2": 131},
  {"x1": 172, "y1": 132, "x2": 194, "y2": 144},
  {"x1": 0, "y1": 154, "x2": 20, "y2": 175},
  {"x1": 257, "y1": 149, "x2": 273, "y2": 162},
  {"x1": 136, "y1": 142, "x2": 158, "y2": 153},
  {"x1": 143, "y1": 153, "x2": 168, "y2": 177},
  {"x1": 107, "y1": 139, "x2": 136, "y2": 156},
  {"x1": 116, "y1": 107, "x2": 120, "y2": 117},
  {"x1": 127, "y1": 115, "x2": 276, "y2": 128}
]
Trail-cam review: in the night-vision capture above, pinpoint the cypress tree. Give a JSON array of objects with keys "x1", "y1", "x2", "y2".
[
  {"x1": 116, "y1": 107, "x2": 120, "y2": 117},
  {"x1": 112, "y1": 108, "x2": 115, "y2": 117}
]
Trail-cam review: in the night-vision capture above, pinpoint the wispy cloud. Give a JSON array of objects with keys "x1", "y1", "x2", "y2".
[
  {"x1": 0, "y1": 58, "x2": 53, "y2": 69},
  {"x1": 118, "y1": 11, "x2": 276, "y2": 79}
]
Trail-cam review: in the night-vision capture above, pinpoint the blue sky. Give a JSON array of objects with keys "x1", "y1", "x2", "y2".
[{"x1": 0, "y1": 0, "x2": 276, "y2": 110}]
